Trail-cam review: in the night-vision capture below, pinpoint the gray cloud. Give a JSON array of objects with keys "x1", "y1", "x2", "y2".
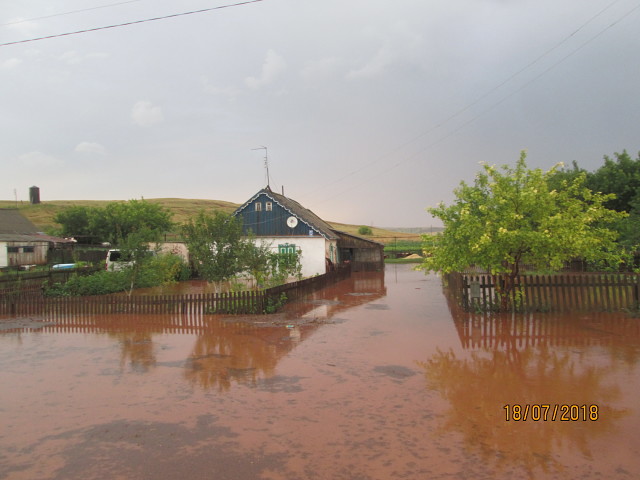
[
  {"x1": 1, "y1": 0, "x2": 638, "y2": 225},
  {"x1": 131, "y1": 101, "x2": 164, "y2": 127}
]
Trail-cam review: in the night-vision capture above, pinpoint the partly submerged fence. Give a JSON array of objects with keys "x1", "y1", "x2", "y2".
[
  {"x1": 0, "y1": 265, "x2": 352, "y2": 317},
  {"x1": 1, "y1": 291, "x2": 265, "y2": 316},
  {"x1": 0, "y1": 266, "x2": 101, "y2": 293},
  {"x1": 446, "y1": 272, "x2": 640, "y2": 313}
]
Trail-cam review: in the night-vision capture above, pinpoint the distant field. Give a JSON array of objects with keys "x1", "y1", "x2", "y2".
[
  {"x1": 0, "y1": 199, "x2": 426, "y2": 244},
  {"x1": 328, "y1": 222, "x2": 423, "y2": 244},
  {"x1": 0, "y1": 198, "x2": 240, "y2": 233}
]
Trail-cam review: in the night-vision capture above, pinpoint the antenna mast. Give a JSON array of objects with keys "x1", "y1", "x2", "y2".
[{"x1": 252, "y1": 146, "x2": 270, "y2": 188}]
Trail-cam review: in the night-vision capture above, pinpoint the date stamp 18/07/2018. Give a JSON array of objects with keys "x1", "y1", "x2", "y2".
[{"x1": 504, "y1": 404, "x2": 599, "y2": 422}]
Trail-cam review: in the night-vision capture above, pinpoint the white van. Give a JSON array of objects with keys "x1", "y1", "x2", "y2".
[
  {"x1": 105, "y1": 249, "x2": 132, "y2": 271},
  {"x1": 105, "y1": 248, "x2": 157, "y2": 271}
]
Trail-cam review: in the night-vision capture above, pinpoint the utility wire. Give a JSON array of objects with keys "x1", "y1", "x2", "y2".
[
  {"x1": 303, "y1": 0, "x2": 629, "y2": 201},
  {"x1": 310, "y1": 0, "x2": 640, "y2": 206},
  {"x1": 0, "y1": 0, "x2": 146, "y2": 28},
  {"x1": 0, "y1": 0, "x2": 264, "y2": 47}
]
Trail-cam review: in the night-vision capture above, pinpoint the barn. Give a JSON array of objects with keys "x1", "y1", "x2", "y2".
[
  {"x1": 334, "y1": 230, "x2": 384, "y2": 272},
  {"x1": 0, "y1": 209, "x2": 51, "y2": 268},
  {"x1": 232, "y1": 187, "x2": 384, "y2": 277}
]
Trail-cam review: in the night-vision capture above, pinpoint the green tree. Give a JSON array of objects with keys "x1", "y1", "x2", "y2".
[
  {"x1": 100, "y1": 200, "x2": 173, "y2": 244},
  {"x1": 54, "y1": 200, "x2": 173, "y2": 244},
  {"x1": 549, "y1": 151, "x2": 640, "y2": 251},
  {"x1": 117, "y1": 227, "x2": 161, "y2": 295},
  {"x1": 358, "y1": 225, "x2": 373, "y2": 235},
  {"x1": 242, "y1": 241, "x2": 302, "y2": 288},
  {"x1": 242, "y1": 239, "x2": 273, "y2": 288},
  {"x1": 181, "y1": 211, "x2": 249, "y2": 285},
  {"x1": 421, "y1": 152, "x2": 626, "y2": 305},
  {"x1": 586, "y1": 150, "x2": 640, "y2": 213},
  {"x1": 585, "y1": 151, "x2": 640, "y2": 251},
  {"x1": 54, "y1": 205, "x2": 95, "y2": 240}
]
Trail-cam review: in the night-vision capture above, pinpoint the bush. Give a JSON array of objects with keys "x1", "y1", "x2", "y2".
[
  {"x1": 45, "y1": 270, "x2": 131, "y2": 296},
  {"x1": 44, "y1": 253, "x2": 190, "y2": 296},
  {"x1": 135, "y1": 253, "x2": 191, "y2": 287},
  {"x1": 358, "y1": 226, "x2": 373, "y2": 235}
]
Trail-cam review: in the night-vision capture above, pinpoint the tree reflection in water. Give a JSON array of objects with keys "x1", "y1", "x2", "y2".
[
  {"x1": 112, "y1": 331, "x2": 156, "y2": 373},
  {"x1": 419, "y1": 306, "x2": 637, "y2": 477},
  {"x1": 183, "y1": 319, "x2": 317, "y2": 392}
]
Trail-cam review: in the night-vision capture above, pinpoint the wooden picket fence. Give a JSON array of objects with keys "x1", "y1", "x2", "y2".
[
  {"x1": 446, "y1": 272, "x2": 640, "y2": 312},
  {"x1": 0, "y1": 266, "x2": 101, "y2": 294},
  {"x1": 0, "y1": 265, "x2": 351, "y2": 317},
  {"x1": 0, "y1": 291, "x2": 265, "y2": 317}
]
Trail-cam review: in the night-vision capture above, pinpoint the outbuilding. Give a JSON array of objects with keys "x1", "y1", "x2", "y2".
[{"x1": 0, "y1": 209, "x2": 72, "y2": 269}]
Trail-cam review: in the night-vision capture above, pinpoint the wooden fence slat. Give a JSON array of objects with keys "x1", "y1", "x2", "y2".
[
  {"x1": 602, "y1": 275, "x2": 611, "y2": 311},
  {"x1": 453, "y1": 272, "x2": 640, "y2": 313},
  {"x1": 4, "y1": 264, "x2": 350, "y2": 317}
]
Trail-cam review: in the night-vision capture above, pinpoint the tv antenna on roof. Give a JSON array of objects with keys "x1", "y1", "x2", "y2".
[{"x1": 252, "y1": 146, "x2": 270, "y2": 188}]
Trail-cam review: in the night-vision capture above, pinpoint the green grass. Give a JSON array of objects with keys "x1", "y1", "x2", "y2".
[
  {"x1": 0, "y1": 198, "x2": 240, "y2": 233},
  {"x1": 384, "y1": 240, "x2": 423, "y2": 254},
  {"x1": 385, "y1": 257, "x2": 423, "y2": 264},
  {"x1": 328, "y1": 222, "x2": 422, "y2": 244}
]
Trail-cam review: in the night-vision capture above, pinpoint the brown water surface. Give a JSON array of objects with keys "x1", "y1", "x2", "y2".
[{"x1": 1, "y1": 265, "x2": 639, "y2": 479}]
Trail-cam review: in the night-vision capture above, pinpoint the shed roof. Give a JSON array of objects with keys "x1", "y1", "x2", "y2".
[
  {"x1": 0, "y1": 209, "x2": 73, "y2": 245},
  {"x1": 333, "y1": 230, "x2": 385, "y2": 249},
  {"x1": 0, "y1": 209, "x2": 40, "y2": 234}
]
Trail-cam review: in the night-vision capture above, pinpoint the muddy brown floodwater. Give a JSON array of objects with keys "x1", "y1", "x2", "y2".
[{"x1": 1, "y1": 264, "x2": 639, "y2": 479}]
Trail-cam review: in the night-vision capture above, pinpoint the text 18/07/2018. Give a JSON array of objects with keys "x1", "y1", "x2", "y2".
[{"x1": 504, "y1": 404, "x2": 599, "y2": 421}]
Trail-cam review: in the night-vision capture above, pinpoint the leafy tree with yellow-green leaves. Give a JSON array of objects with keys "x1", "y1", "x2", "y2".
[{"x1": 421, "y1": 152, "x2": 626, "y2": 306}]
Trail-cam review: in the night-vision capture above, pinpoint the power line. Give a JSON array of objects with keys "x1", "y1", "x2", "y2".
[
  {"x1": 0, "y1": 0, "x2": 265, "y2": 47},
  {"x1": 303, "y1": 0, "x2": 631, "y2": 202},
  {"x1": 0, "y1": 0, "x2": 146, "y2": 28},
  {"x1": 310, "y1": 1, "x2": 640, "y2": 206}
]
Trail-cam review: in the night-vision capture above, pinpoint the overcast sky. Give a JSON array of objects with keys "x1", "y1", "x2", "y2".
[{"x1": 1, "y1": 0, "x2": 639, "y2": 227}]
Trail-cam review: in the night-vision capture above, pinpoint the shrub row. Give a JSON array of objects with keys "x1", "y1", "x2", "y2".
[{"x1": 44, "y1": 254, "x2": 190, "y2": 296}]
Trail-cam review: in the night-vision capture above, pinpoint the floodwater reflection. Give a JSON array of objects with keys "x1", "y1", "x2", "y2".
[
  {"x1": 1, "y1": 267, "x2": 639, "y2": 480},
  {"x1": 419, "y1": 295, "x2": 640, "y2": 477}
]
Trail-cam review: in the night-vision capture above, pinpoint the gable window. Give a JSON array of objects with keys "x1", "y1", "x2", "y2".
[
  {"x1": 265, "y1": 202, "x2": 272, "y2": 211},
  {"x1": 255, "y1": 202, "x2": 262, "y2": 212}
]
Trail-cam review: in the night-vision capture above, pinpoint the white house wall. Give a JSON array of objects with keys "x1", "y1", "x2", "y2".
[
  {"x1": 251, "y1": 236, "x2": 331, "y2": 277},
  {"x1": 0, "y1": 242, "x2": 7, "y2": 268}
]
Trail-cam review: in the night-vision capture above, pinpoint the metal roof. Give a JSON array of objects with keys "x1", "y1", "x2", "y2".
[
  {"x1": 0, "y1": 209, "x2": 74, "y2": 244},
  {"x1": 0, "y1": 209, "x2": 40, "y2": 234}
]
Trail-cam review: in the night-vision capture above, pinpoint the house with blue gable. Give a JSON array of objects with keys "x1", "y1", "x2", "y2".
[{"x1": 232, "y1": 187, "x2": 384, "y2": 277}]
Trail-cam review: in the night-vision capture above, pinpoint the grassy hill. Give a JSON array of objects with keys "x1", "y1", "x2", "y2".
[{"x1": 0, "y1": 199, "x2": 423, "y2": 245}]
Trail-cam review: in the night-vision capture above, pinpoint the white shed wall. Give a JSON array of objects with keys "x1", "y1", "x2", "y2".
[{"x1": 0, "y1": 242, "x2": 7, "y2": 268}]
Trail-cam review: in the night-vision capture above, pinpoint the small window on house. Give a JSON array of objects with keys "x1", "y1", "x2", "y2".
[
  {"x1": 7, "y1": 246, "x2": 19, "y2": 253},
  {"x1": 265, "y1": 202, "x2": 272, "y2": 211},
  {"x1": 278, "y1": 244, "x2": 296, "y2": 254},
  {"x1": 22, "y1": 246, "x2": 35, "y2": 253},
  {"x1": 255, "y1": 202, "x2": 262, "y2": 211}
]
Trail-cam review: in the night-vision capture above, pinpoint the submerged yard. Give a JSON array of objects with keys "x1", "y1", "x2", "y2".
[{"x1": 1, "y1": 264, "x2": 639, "y2": 479}]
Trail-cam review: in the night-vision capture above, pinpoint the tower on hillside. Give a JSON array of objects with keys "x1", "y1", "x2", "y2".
[{"x1": 29, "y1": 186, "x2": 40, "y2": 204}]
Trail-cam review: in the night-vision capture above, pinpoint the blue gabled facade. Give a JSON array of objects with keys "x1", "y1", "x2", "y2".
[{"x1": 233, "y1": 187, "x2": 338, "y2": 240}]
